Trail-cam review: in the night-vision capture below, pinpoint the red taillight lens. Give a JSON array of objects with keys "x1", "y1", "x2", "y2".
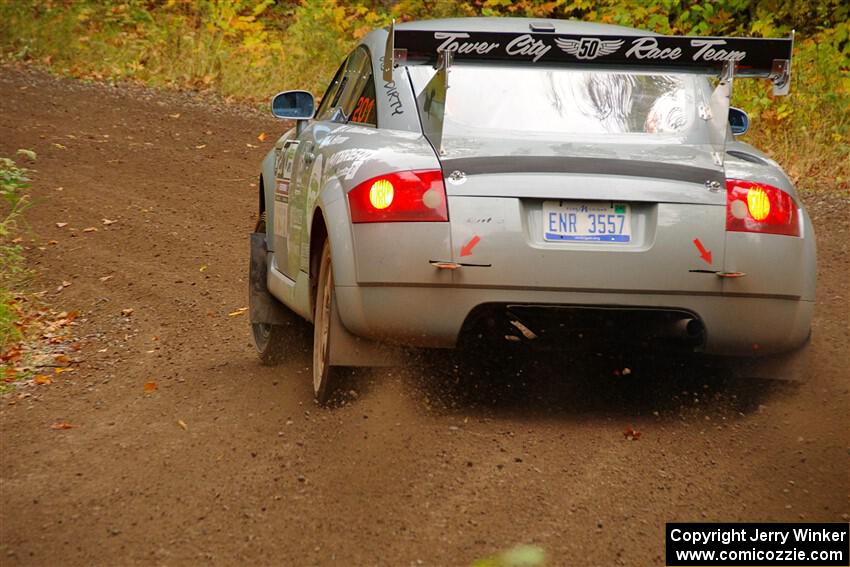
[
  {"x1": 348, "y1": 170, "x2": 448, "y2": 223},
  {"x1": 725, "y1": 179, "x2": 800, "y2": 236}
]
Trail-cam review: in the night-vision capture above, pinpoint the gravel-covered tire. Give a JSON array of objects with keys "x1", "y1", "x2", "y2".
[
  {"x1": 252, "y1": 321, "x2": 298, "y2": 366},
  {"x1": 249, "y1": 220, "x2": 307, "y2": 365}
]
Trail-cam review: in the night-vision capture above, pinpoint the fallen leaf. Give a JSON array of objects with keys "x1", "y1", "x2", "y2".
[
  {"x1": 143, "y1": 381, "x2": 157, "y2": 392},
  {"x1": 50, "y1": 422, "x2": 74, "y2": 430},
  {"x1": 52, "y1": 143, "x2": 67, "y2": 149},
  {"x1": 11, "y1": 237, "x2": 22, "y2": 244},
  {"x1": 54, "y1": 367, "x2": 74, "y2": 374},
  {"x1": 54, "y1": 354, "x2": 70, "y2": 364},
  {"x1": 1, "y1": 347, "x2": 22, "y2": 363},
  {"x1": 169, "y1": 113, "x2": 181, "y2": 119},
  {"x1": 177, "y1": 419, "x2": 188, "y2": 431},
  {"x1": 34, "y1": 375, "x2": 52, "y2": 385},
  {"x1": 47, "y1": 240, "x2": 59, "y2": 245},
  {"x1": 623, "y1": 427, "x2": 642, "y2": 441},
  {"x1": 56, "y1": 222, "x2": 68, "y2": 228},
  {"x1": 246, "y1": 143, "x2": 258, "y2": 148},
  {"x1": 199, "y1": 265, "x2": 207, "y2": 272},
  {"x1": 121, "y1": 308, "x2": 134, "y2": 317},
  {"x1": 195, "y1": 144, "x2": 207, "y2": 149},
  {"x1": 102, "y1": 218, "x2": 117, "y2": 225},
  {"x1": 62, "y1": 310, "x2": 80, "y2": 323},
  {"x1": 82, "y1": 227, "x2": 98, "y2": 233},
  {"x1": 228, "y1": 307, "x2": 248, "y2": 317},
  {"x1": 257, "y1": 132, "x2": 267, "y2": 142},
  {"x1": 99, "y1": 275, "x2": 113, "y2": 282}
]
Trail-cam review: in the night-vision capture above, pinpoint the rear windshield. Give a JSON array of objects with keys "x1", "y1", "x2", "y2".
[{"x1": 407, "y1": 65, "x2": 701, "y2": 139}]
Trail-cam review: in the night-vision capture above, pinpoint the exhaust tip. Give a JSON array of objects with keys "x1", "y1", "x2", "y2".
[{"x1": 685, "y1": 318, "x2": 705, "y2": 338}]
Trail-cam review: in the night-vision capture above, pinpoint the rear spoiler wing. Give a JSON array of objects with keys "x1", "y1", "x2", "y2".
[
  {"x1": 383, "y1": 24, "x2": 794, "y2": 96},
  {"x1": 383, "y1": 24, "x2": 794, "y2": 165}
]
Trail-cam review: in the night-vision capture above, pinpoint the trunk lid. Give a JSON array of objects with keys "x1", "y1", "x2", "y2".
[{"x1": 443, "y1": 141, "x2": 727, "y2": 294}]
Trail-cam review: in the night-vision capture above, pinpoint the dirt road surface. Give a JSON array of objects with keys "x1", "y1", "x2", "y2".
[{"x1": 1, "y1": 68, "x2": 848, "y2": 567}]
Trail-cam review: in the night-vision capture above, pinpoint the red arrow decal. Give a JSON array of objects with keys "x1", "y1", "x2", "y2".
[
  {"x1": 693, "y1": 238, "x2": 713, "y2": 265},
  {"x1": 460, "y1": 235, "x2": 481, "y2": 257}
]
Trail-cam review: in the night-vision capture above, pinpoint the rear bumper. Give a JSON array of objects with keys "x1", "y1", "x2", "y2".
[{"x1": 335, "y1": 284, "x2": 813, "y2": 356}]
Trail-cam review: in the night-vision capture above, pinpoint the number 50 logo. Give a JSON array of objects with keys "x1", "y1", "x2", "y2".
[
  {"x1": 578, "y1": 38, "x2": 601, "y2": 59},
  {"x1": 555, "y1": 37, "x2": 625, "y2": 60}
]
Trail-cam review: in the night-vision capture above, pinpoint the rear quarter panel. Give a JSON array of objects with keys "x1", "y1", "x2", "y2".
[
  {"x1": 723, "y1": 144, "x2": 816, "y2": 301},
  {"x1": 311, "y1": 125, "x2": 449, "y2": 290}
]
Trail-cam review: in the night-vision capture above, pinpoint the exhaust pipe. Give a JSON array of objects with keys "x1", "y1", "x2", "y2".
[{"x1": 673, "y1": 317, "x2": 705, "y2": 339}]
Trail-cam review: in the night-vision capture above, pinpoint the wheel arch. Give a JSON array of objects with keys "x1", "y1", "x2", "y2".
[{"x1": 309, "y1": 206, "x2": 329, "y2": 317}]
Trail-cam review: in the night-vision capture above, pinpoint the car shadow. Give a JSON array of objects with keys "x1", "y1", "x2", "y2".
[{"x1": 396, "y1": 345, "x2": 798, "y2": 421}]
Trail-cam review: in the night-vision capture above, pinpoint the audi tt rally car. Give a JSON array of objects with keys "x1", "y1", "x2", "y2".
[{"x1": 248, "y1": 18, "x2": 814, "y2": 403}]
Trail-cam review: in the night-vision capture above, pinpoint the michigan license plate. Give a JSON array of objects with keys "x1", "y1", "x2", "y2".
[{"x1": 543, "y1": 201, "x2": 631, "y2": 242}]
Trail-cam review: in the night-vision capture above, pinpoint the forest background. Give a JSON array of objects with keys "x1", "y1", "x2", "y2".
[{"x1": 1, "y1": 0, "x2": 848, "y2": 192}]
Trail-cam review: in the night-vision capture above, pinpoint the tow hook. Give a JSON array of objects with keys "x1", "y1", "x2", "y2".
[
  {"x1": 429, "y1": 260, "x2": 492, "y2": 269},
  {"x1": 689, "y1": 269, "x2": 747, "y2": 278}
]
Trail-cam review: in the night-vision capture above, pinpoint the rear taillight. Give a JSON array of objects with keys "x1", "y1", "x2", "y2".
[
  {"x1": 725, "y1": 179, "x2": 800, "y2": 236},
  {"x1": 348, "y1": 170, "x2": 448, "y2": 223}
]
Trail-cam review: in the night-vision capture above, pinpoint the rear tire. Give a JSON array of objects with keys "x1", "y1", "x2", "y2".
[
  {"x1": 252, "y1": 322, "x2": 295, "y2": 366},
  {"x1": 312, "y1": 240, "x2": 344, "y2": 404},
  {"x1": 250, "y1": 219, "x2": 307, "y2": 365}
]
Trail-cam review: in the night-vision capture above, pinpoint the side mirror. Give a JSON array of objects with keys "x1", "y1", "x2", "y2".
[
  {"x1": 271, "y1": 90, "x2": 314, "y2": 120},
  {"x1": 729, "y1": 107, "x2": 749, "y2": 136}
]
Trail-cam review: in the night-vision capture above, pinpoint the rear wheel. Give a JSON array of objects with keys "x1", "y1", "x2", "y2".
[
  {"x1": 250, "y1": 219, "x2": 307, "y2": 365},
  {"x1": 252, "y1": 322, "x2": 293, "y2": 365},
  {"x1": 312, "y1": 240, "x2": 344, "y2": 404}
]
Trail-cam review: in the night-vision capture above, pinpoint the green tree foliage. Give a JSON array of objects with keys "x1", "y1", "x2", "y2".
[{"x1": 0, "y1": 0, "x2": 847, "y2": 191}]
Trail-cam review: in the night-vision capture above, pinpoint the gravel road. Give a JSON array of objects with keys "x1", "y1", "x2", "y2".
[{"x1": 1, "y1": 67, "x2": 847, "y2": 567}]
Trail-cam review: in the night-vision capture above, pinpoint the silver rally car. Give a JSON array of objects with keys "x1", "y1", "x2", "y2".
[{"x1": 249, "y1": 17, "x2": 814, "y2": 403}]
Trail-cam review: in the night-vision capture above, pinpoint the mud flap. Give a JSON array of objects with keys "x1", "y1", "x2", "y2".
[
  {"x1": 723, "y1": 336, "x2": 812, "y2": 382},
  {"x1": 249, "y1": 232, "x2": 298, "y2": 326},
  {"x1": 328, "y1": 286, "x2": 406, "y2": 367}
]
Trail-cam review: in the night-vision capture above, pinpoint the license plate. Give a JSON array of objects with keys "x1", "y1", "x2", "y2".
[{"x1": 543, "y1": 201, "x2": 631, "y2": 242}]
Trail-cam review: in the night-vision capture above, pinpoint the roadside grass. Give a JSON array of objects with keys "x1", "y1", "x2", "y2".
[
  {"x1": 0, "y1": 1, "x2": 847, "y2": 197},
  {"x1": 0, "y1": 153, "x2": 79, "y2": 393},
  {"x1": 0, "y1": 153, "x2": 34, "y2": 390}
]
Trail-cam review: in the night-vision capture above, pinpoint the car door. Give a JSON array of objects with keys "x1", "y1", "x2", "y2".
[
  {"x1": 274, "y1": 58, "x2": 348, "y2": 279},
  {"x1": 285, "y1": 47, "x2": 376, "y2": 279},
  {"x1": 270, "y1": 138, "x2": 300, "y2": 276}
]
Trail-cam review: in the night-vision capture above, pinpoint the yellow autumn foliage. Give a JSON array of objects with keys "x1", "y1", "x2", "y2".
[{"x1": 0, "y1": 0, "x2": 847, "y2": 192}]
